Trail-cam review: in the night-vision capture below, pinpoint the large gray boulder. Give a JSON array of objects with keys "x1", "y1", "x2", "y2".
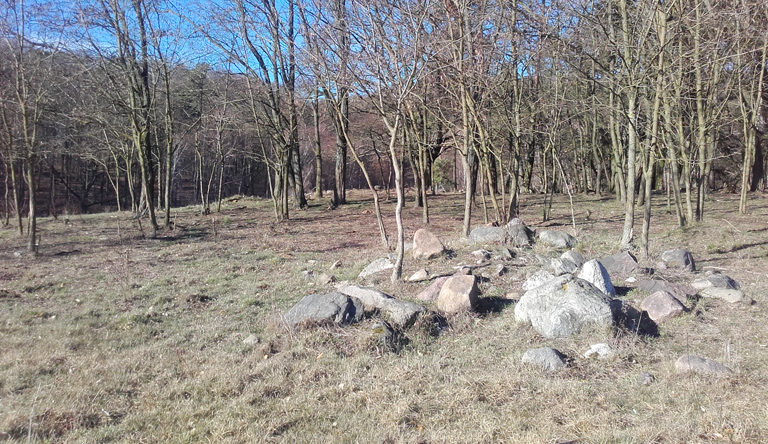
[
  {"x1": 661, "y1": 249, "x2": 696, "y2": 272},
  {"x1": 468, "y1": 219, "x2": 534, "y2": 248},
  {"x1": 515, "y1": 274, "x2": 615, "y2": 338},
  {"x1": 505, "y1": 219, "x2": 535, "y2": 247},
  {"x1": 561, "y1": 250, "x2": 585, "y2": 268},
  {"x1": 468, "y1": 226, "x2": 507, "y2": 245},
  {"x1": 412, "y1": 229, "x2": 445, "y2": 260},
  {"x1": 437, "y1": 275, "x2": 479, "y2": 314},
  {"x1": 284, "y1": 292, "x2": 364, "y2": 326},
  {"x1": 577, "y1": 259, "x2": 616, "y2": 297},
  {"x1": 537, "y1": 230, "x2": 577, "y2": 249},
  {"x1": 337, "y1": 285, "x2": 425, "y2": 328},
  {"x1": 550, "y1": 257, "x2": 578, "y2": 276}
]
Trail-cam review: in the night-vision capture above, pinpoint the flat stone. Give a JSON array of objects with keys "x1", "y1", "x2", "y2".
[
  {"x1": 537, "y1": 230, "x2": 577, "y2": 249},
  {"x1": 522, "y1": 347, "x2": 568, "y2": 372},
  {"x1": 471, "y1": 249, "x2": 492, "y2": 259},
  {"x1": 640, "y1": 290, "x2": 686, "y2": 322},
  {"x1": 699, "y1": 287, "x2": 744, "y2": 303},
  {"x1": 359, "y1": 258, "x2": 393, "y2": 278},
  {"x1": 661, "y1": 249, "x2": 696, "y2": 272},
  {"x1": 675, "y1": 354, "x2": 733, "y2": 377},
  {"x1": 415, "y1": 276, "x2": 449, "y2": 301},
  {"x1": 337, "y1": 285, "x2": 425, "y2": 328},
  {"x1": 437, "y1": 275, "x2": 479, "y2": 314},
  {"x1": 284, "y1": 292, "x2": 364, "y2": 326},
  {"x1": 691, "y1": 273, "x2": 740, "y2": 291},
  {"x1": 578, "y1": 260, "x2": 616, "y2": 297},
  {"x1": 598, "y1": 251, "x2": 638, "y2": 275},
  {"x1": 412, "y1": 229, "x2": 445, "y2": 259}
]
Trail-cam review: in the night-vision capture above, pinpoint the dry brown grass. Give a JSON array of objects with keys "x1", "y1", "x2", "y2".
[{"x1": 1, "y1": 190, "x2": 768, "y2": 443}]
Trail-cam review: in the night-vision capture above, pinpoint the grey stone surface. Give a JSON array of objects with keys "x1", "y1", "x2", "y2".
[
  {"x1": 494, "y1": 247, "x2": 514, "y2": 261},
  {"x1": 505, "y1": 219, "x2": 535, "y2": 247},
  {"x1": 284, "y1": 292, "x2": 364, "y2": 326},
  {"x1": 691, "y1": 273, "x2": 740, "y2": 291},
  {"x1": 471, "y1": 249, "x2": 492, "y2": 259},
  {"x1": 515, "y1": 274, "x2": 615, "y2": 338},
  {"x1": 537, "y1": 230, "x2": 577, "y2": 249},
  {"x1": 415, "y1": 276, "x2": 449, "y2": 301},
  {"x1": 550, "y1": 257, "x2": 578, "y2": 276},
  {"x1": 661, "y1": 249, "x2": 696, "y2": 272},
  {"x1": 494, "y1": 264, "x2": 506, "y2": 277},
  {"x1": 412, "y1": 229, "x2": 445, "y2": 259},
  {"x1": 598, "y1": 251, "x2": 639, "y2": 274},
  {"x1": 359, "y1": 257, "x2": 394, "y2": 278},
  {"x1": 675, "y1": 354, "x2": 733, "y2": 376},
  {"x1": 637, "y1": 279, "x2": 694, "y2": 303},
  {"x1": 243, "y1": 334, "x2": 260, "y2": 346},
  {"x1": 577, "y1": 259, "x2": 616, "y2": 297},
  {"x1": 640, "y1": 290, "x2": 686, "y2": 322},
  {"x1": 468, "y1": 219, "x2": 534, "y2": 248},
  {"x1": 637, "y1": 372, "x2": 655, "y2": 385},
  {"x1": 522, "y1": 347, "x2": 568, "y2": 372},
  {"x1": 561, "y1": 250, "x2": 585, "y2": 268},
  {"x1": 407, "y1": 269, "x2": 429, "y2": 282},
  {"x1": 699, "y1": 287, "x2": 744, "y2": 303},
  {"x1": 468, "y1": 226, "x2": 507, "y2": 244},
  {"x1": 337, "y1": 285, "x2": 425, "y2": 328},
  {"x1": 437, "y1": 275, "x2": 479, "y2": 314},
  {"x1": 522, "y1": 270, "x2": 556, "y2": 291}
]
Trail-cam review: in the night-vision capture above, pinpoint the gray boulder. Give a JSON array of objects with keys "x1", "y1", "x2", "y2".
[
  {"x1": 550, "y1": 257, "x2": 578, "y2": 276},
  {"x1": 468, "y1": 226, "x2": 507, "y2": 245},
  {"x1": 661, "y1": 249, "x2": 696, "y2": 272},
  {"x1": 359, "y1": 257, "x2": 394, "y2": 278},
  {"x1": 515, "y1": 274, "x2": 615, "y2": 338},
  {"x1": 640, "y1": 290, "x2": 686, "y2": 322},
  {"x1": 412, "y1": 229, "x2": 445, "y2": 260},
  {"x1": 584, "y1": 343, "x2": 613, "y2": 359},
  {"x1": 437, "y1": 275, "x2": 479, "y2": 314},
  {"x1": 522, "y1": 347, "x2": 568, "y2": 372},
  {"x1": 675, "y1": 354, "x2": 733, "y2": 377},
  {"x1": 537, "y1": 230, "x2": 577, "y2": 249},
  {"x1": 505, "y1": 219, "x2": 535, "y2": 247},
  {"x1": 691, "y1": 273, "x2": 740, "y2": 291},
  {"x1": 598, "y1": 251, "x2": 638, "y2": 275},
  {"x1": 561, "y1": 250, "x2": 585, "y2": 268},
  {"x1": 577, "y1": 259, "x2": 616, "y2": 297},
  {"x1": 337, "y1": 285, "x2": 425, "y2": 328},
  {"x1": 284, "y1": 292, "x2": 364, "y2": 326}
]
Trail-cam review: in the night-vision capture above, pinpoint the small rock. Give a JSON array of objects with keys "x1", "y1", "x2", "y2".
[
  {"x1": 691, "y1": 273, "x2": 740, "y2": 291},
  {"x1": 537, "y1": 230, "x2": 577, "y2": 249},
  {"x1": 675, "y1": 354, "x2": 733, "y2": 377},
  {"x1": 640, "y1": 290, "x2": 686, "y2": 322},
  {"x1": 637, "y1": 372, "x2": 655, "y2": 385},
  {"x1": 494, "y1": 264, "x2": 506, "y2": 277},
  {"x1": 437, "y1": 275, "x2": 479, "y2": 314},
  {"x1": 359, "y1": 321, "x2": 397, "y2": 351},
  {"x1": 316, "y1": 273, "x2": 336, "y2": 285},
  {"x1": 471, "y1": 249, "x2": 492, "y2": 259},
  {"x1": 493, "y1": 247, "x2": 514, "y2": 261},
  {"x1": 359, "y1": 258, "x2": 394, "y2": 278},
  {"x1": 661, "y1": 249, "x2": 696, "y2": 272},
  {"x1": 415, "y1": 276, "x2": 449, "y2": 301},
  {"x1": 522, "y1": 347, "x2": 568, "y2": 372},
  {"x1": 522, "y1": 270, "x2": 556, "y2": 291},
  {"x1": 550, "y1": 257, "x2": 578, "y2": 276},
  {"x1": 13, "y1": 251, "x2": 24, "y2": 258},
  {"x1": 302, "y1": 270, "x2": 315, "y2": 281},
  {"x1": 561, "y1": 250, "x2": 585, "y2": 268},
  {"x1": 453, "y1": 266, "x2": 472, "y2": 276},
  {"x1": 577, "y1": 260, "x2": 616, "y2": 297},
  {"x1": 243, "y1": 334, "x2": 260, "y2": 346},
  {"x1": 699, "y1": 287, "x2": 744, "y2": 303},
  {"x1": 584, "y1": 343, "x2": 613, "y2": 359},
  {"x1": 407, "y1": 269, "x2": 430, "y2": 282},
  {"x1": 625, "y1": 276, "x2": 637, "y2": 283},
  {"x1": 330, "y1": 260, "x2": 342, "y2": 270},
  {"x1": 412, "y1": 229, "x2": 445, "y2": 259},
  {"x1": 598, "y1": 251, "x2": 639, "y2": 275}
]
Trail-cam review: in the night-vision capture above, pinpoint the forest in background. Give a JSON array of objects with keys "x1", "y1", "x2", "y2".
[{"x1": 1, "y1": 0, "x2": 767, "y2": 272}]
